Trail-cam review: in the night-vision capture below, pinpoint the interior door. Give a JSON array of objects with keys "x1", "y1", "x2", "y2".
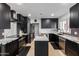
[{"x1": 34, "y1": 23, "x2": 39, "y2": 36}]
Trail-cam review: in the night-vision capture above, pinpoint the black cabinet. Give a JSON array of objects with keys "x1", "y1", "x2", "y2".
[
  {"x1": 5, "y1": 39, "x2": 19, "y2": 56},
  {"x1": 49, "y1": 34, "x2": 59, "y2": 48},
  {"x1": 0, "y1": 29, "x2": 4, "y2": 39},
  {"x1": 35, "y1": 41, "x2": 48, "y2": 56},
  {"x1": 24, "y1": 35, "x2": 28, "y2": 43},
  {"x1": 65, "y1": 39, "x2": 79, "y2": 56},
  {"x1": 49, "y1": 34, "x2": 59, "y2": 42},
  {"x1": 17, "y1": 14, "x2": 23, "y2": 23},
  {"x1": 10, "y1": 10, "x2": 17, "y2": 22},
  {"x1": 0, "y1": 3, "x2": 10, "y2": 29},
  {"x1": 49, "y1": 34, "x2": 59, "y2": 44},
  {"x1": 20, "y1": 22, "x2": 27, "y2": 33},
  {"x1": 0, "y1": 45, "x2": 1, "y2": 56},
  {"x1": 70, "y1": 3, "x2": 79, "y2": 28},
  {"x1": 17, "y1": 14, "x2": 28, "y2": 33}
]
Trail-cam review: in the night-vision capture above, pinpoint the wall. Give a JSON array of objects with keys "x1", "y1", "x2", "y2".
[
  {"x1": 71, "y1": 28, "x2": 79, "y2": 36},
  {"x1": 30, "y1": 18, "x2": 57, "y2": 34},
  {"x1": 40, "y1": 18, "x2": 58, "y2": 34},
  {"x1": 30, "y1": 24, "x2": 35, "y2": 33},
  {"x1": 59, "y1": 12, "x2": 79, "y2": 37},
  {"x1": 27, "y1": 18, "x2": 30, "y2": 34},
  {"x1": 59, "y1": 12, "x2": 71, "y2": 34},
  {"x1": 4, "y1": 22, "x2": 17, "y2": 37},
  {"x1": 34, "y1": 23, "x2": 39, "y2": 36}
]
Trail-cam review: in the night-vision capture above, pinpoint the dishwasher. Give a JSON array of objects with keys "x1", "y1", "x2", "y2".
[{"x1": 59, "y1": 37, "x2": 66, "y2": 54}]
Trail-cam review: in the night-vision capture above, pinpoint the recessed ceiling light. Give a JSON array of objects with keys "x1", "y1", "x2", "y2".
[
  {"x1": 61, "y1": 3, "x2": 69, "y2": 5},
  {"x1": 61, "y1": 3, "x2": 66, "y2": 4},
  {"x1": 51, "y1": 13, "x2": 54, "y2": 16},
  {"x1": 17, "y1": 3, "x2": 23, "y2": 5},
  {"x1": 28, "y1": 14, "x2": 31, "y2": 17}
]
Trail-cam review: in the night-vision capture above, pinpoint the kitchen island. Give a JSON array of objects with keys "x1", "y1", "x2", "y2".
[{"x1": 34, "y1": 35, "x2": 49, "y2": 56}]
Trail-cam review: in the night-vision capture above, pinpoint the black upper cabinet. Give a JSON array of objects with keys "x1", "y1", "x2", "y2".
[
  {"x1": 17, "y1": 14, "x2": 25, "y2": 23},
  {"x1": 20, "y1": 22, "x2": 27, "y2": 33},
  {"x1": 17, "y1": 14, "x2": 28, "y2": 33},
  {"x1": 70, "y1": 3, "x2": 79, "y2": 28},
  {"x1": 21, "y1": 17, "x2": 28, "y2": 33},
  {"x1": 17, "y1": 14, "x2": 22, "y2": 23},
  {"x1": 10, "y1": 10, "x2": 17, "y2": 22},
  {"x1": 0, "y1": 3, "x2": 10, "y2": 29}
]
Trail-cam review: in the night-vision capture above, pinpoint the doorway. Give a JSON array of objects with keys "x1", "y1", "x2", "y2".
[{"x1": 34, "y1": 23, "x2": 39, "y2": 36}]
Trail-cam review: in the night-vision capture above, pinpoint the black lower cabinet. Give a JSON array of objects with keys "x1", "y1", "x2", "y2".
[
  {"x1": 49, "y1": 34, "x2": 59, "y2": 48},
  {"x1": 24, "y1": 35, "x2": 28, "y2": 43},
  {"x1": 27, "y1": 33, "x2": 34, "y2": 43},
  {"x1": 65, "y1": 40, "x2": 79, "y2": 56},
  {"x1": 22, "y1": 34, "x2": 34, "y2": 44},
  {"x1": 0, "y1": 45, "x2": 1, "y2": 56},
  {"x1": 28, "y1": 34, "x2": 31, "y2": 43},
  {"x1": 25, "y1": 34, "x2": 31, "y2": 43},
  {"x1": 35, "y1": 41, "x2": 48, "y2": 56},
  {"x1": 1, "y1": 39, "x2": 19, "y2": 56}
]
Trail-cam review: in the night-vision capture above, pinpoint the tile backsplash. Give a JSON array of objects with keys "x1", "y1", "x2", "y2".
[
  {"x1": 4, "y1": 22, "x2": 17, "y2": 38},
  {"x1": 71, "y1": 28, "x2": 79, "y2": 37}
]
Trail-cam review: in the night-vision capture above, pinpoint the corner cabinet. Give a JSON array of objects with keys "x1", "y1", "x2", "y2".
[
  {"x1": 65, "y1": 39, "x2": 79, "y2": 56},
  {"x1": 0, "y1": 3, "x2": 10, "y2": 29},
  {"x1": 70, "y1": 3, "x2": 79, "y2": 28}
]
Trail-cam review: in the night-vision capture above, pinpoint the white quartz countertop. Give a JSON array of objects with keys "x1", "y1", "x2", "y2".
[
  {"x1": 0, "y1": 37, "x2": 18, "y2": 45},
  {"x1": 34, "y1": 35, "x2": 49, "y2": 41},
  {"x1": 53, "y1": 32, "x2": 79, "y2": 44}
]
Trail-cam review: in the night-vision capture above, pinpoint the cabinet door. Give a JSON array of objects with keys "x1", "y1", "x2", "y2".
[
  {"x1": 5, "y1": 39, "x2": 19, "y2": 56},
  {"x1": 0, "y1": 46, "x2": 1, "y2": 56},
  {"x1": 70, "y1": 3, "x2": 79, "y2": 28},
  {"x1": 49, "y1": 34, "x2": 59, "y2": 42},
  {"x1": 0, "y1": 3, "x2": 10, "y2": 29},
  {"x1": 65, "y1": 40, "x2": 79, "y2": 56}
]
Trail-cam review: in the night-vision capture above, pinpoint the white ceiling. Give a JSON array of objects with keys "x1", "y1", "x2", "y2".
[{"x1": 7, "y1": 3, "x2": 75, "y2": 19}]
